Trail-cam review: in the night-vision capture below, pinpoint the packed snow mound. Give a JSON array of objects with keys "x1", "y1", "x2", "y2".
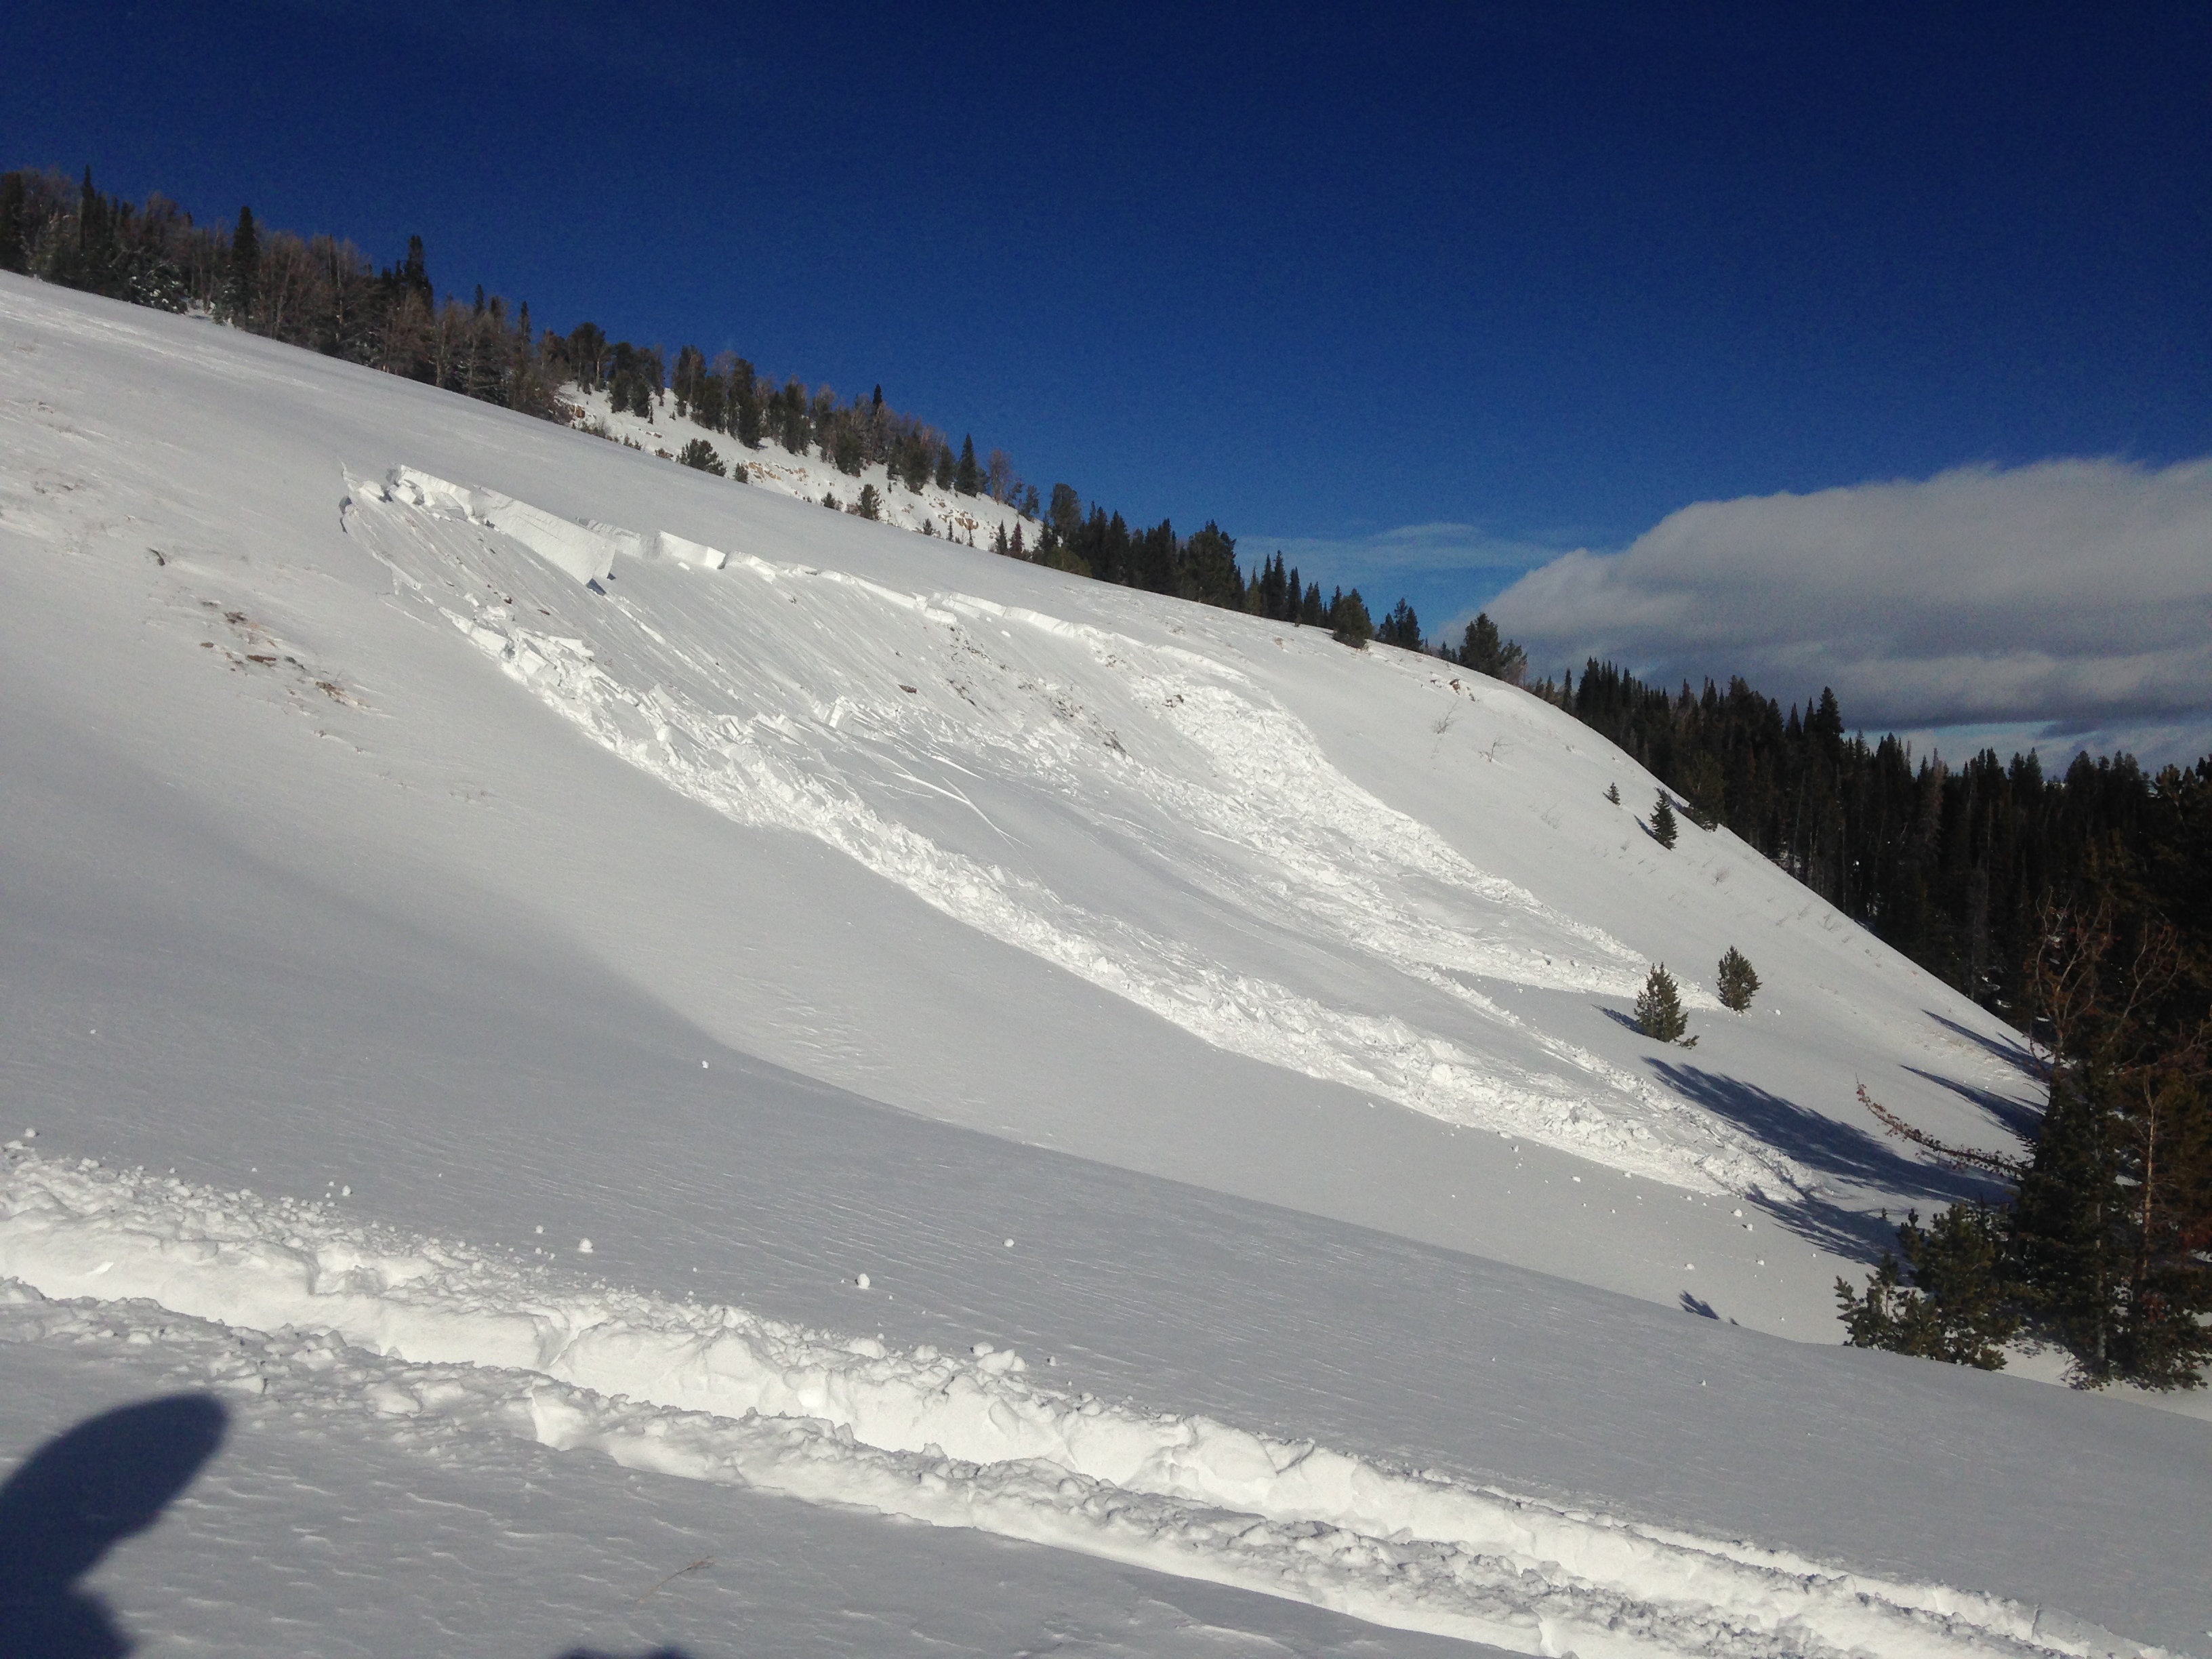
[
  {"x1": 343, "y1": 466, "x2": 1803, "y2": 1196},
  {"x1": 0, "y1": 1153, "x2": 2162, "y2": 1659}
]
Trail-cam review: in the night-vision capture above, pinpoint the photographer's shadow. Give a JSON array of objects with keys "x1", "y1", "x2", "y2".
[{"x1": 0, "y1": 1394, "x2": 228, "y2": 1659}]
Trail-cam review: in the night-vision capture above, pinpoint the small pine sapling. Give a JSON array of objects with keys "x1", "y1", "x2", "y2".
[
  {"x1": 1635, "y1": 964, "x2": 1692, "y2": 1044},
  {"x1": 1716, "y1": 947, "x2": 1760, "y2": 1012},
  {"x1": 1605, "y1": 783, "x2": 1620, "y2": 805},
  {"x1": 1650, "y1": 792, "x2": 1678, "y2": 849}
]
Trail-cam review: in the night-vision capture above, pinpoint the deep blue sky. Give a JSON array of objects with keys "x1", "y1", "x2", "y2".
[{"x1": 10, "y1": 1, "x2": 2210, "y2": 631}]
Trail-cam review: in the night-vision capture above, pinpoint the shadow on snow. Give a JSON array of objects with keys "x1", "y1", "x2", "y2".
[
  {"x1": 1649, "y1": 1061, "x2": 2001, "y2": 1263},
  {"x1": 1923, "y1": 1009, "x2": 2043, "y2": 1081},
  {"x1": 0, "y1": 1393, "x2": 229, "y2": 1659}
]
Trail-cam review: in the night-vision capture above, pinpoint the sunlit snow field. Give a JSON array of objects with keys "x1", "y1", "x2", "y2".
[{"x1": 2, "y1": 276, "x2": 2205, "y2": 1657}]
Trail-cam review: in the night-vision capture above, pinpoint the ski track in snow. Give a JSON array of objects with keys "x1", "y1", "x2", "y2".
[
  {"x1": 0, "y1": 1153, "x2": 2162, "y2": 1659},
  {"x1": 344, "y1": 468, "x2": 1803, "y2": 1198}
]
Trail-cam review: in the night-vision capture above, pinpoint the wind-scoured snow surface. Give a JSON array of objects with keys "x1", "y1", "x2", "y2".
[
  {"x1": 0, "y1": 1153, "x2": 2170, "y2": 1659},
  {"x1": 4, "y1": 278, "x2": 2205, "y2": 1656}
]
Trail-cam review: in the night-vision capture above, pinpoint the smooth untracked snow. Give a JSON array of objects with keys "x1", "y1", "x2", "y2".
[{"x1": 3, "y1": 275, "x2": 2205, "y2": 1657}]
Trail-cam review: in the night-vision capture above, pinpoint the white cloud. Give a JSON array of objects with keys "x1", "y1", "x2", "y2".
[
  {"x1": 1258, "y1": 521, "x2": 1562, "y2": 581},
  {"x1": 1488, "y1": 458, "x2": 2212, "y2": 764}
]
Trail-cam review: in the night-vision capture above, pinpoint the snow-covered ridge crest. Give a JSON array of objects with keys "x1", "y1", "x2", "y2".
[
  {"x1": 0, "y1": 1155, "x2": 2162, "y2": 1659},
  {"x1": 342, "y1": 467, "x2": 1801, "y2": 1197}
]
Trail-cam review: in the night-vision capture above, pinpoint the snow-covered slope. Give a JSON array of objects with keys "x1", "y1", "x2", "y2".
[{"x1": 2, "y1": 276, "x2": 2204, "y2": 1658}]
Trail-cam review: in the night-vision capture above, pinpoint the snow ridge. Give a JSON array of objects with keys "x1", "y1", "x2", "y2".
[
  {"x1": 341, "y1": 468, "x2": 1804, "y2": 1197},
  {"x1": 0, "y1": 1154, "x2": 2160, "y2": 1659}
]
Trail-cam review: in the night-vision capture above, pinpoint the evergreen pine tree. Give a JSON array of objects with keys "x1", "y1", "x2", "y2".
[
  {"x1": 224, "y1": 205, "x2": 259, "y2": 323},
  {"x1": 1680, "y1": 750, "x2": 1727, "y2": 830},
  {"x1": 1459, "y1": 613, "x2": 1528, "y2": 682},
  {"x1": 954, "y1": 434, "x2": 981, "y2": 495},
  {"x1": 1651, "y1": 793, "x2": 1679, "y2": 849},
  {"x1": 0, "y1": 171, "x2": 28, "y2": 273},
  {"x1": 933, "y1": 442, "x2": 955, "y2": 491},
  {"x1": 2006, "y1": 907, "x2": 2212, "y2": 1389},
  {"x1": 677, "y1": 438, "x2": 725, "y2": 475},
  {"x1": 1605, "y1": 783, "x2": 1621, "y2": 805},
  {"x1": 401, "y1": 234, "x2": 431, "y2": 304},
  {"x1": 1717, "y1": 947, "x2": 1760, "y2": 1012},
  {"x1": 1378, "y1": 598, "x2": 1421, "y2": 649},
  {"x1": 1330, "y1": 588, "x2": 1374, "y2": 648},
  {"x1": 1835, "y1": 1204, "x2": 2018, "y2": 1368},
  {"x1": 1634, "y1": 964, "x2": 1691, "y2": 1043}
]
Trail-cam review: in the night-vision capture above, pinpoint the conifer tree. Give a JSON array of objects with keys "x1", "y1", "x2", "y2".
[
  {"x1": 955, "y1": 434, "x2": 981, "y2": 495},
  {"x1": 1836, "y1": 1204, "x2": 2018, "y2": 1368},
  {"x1": 853, "y1": 483, "x2": 882, "y2": 519},
  {"x1": 0, "y1": 171, "x2": 28, "y2": 273},
  {"x1": 1717, "y1": 947, "x2": 1760, "y2": 1012},
  {"x1": 1635, "y1": 964, "x2": 1690, "y2": 1044},
  {"x1": 566, "y1": 322, "x2": 609, "y2": 390},
  {"x1": 1378, "y1": 598, "x2": 1422, "y2": 650},
  {"x1": 1606, "y1": 783, "x2": 1621, "y2": 805},
  {"x1": 677, "y1": 438, "x2": 724, "y2": 475},
  {"x1": 2005, "y1": 911, "x2": 2212, "y2": 1390},
  {"x1": 1651, "y1": 793, "x2": 1679, "y2": 849},
  {"x1": 1460, "y1": 613, "x2": 1528, "y2": 684},
  {"x1": 1180, "y1": 522, "x2": 1240, "y2": 606},
  {"x1": 224, "y1": 205, "x2": 259, "y2": 323},
  {"x1": 401, "y1": 234, "x2": 432, "y2": 305},
  {"x1": 672, "y1": 344, "x2": 706, "y2": 417},
  {"x1": 1330, "y1": 588, "x2": 1374, "y2": 648}
]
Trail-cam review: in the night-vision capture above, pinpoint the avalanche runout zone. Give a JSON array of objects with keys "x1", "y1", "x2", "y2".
[
  {"x1": 342, "y1": 468, "x2": 1805, "y2": 1198},
  {"x1": 0, "y1": 1155, "x2": 2164, "y2": 1659}
]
